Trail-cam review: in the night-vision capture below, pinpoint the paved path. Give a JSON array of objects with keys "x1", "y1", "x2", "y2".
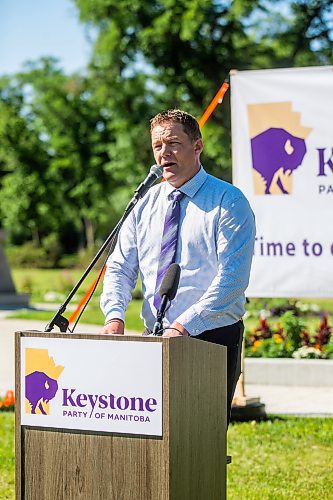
[
  {"x1": 1, "y1": 316, "x2": 333, "y2": 416},
  {"x1": 245, "y1": 383, "x2": 333, "y2": 416}
]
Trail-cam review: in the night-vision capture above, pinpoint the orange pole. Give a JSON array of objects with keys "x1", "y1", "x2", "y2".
[
  {"x1": 198, "y1": 80, "x2": 230, "y2": 129},
  {"x1": 68, "y1": 78, "x2": 230, "y2": 325},
  {"x1": 68, "y1": 267, "x2": 106, "y2": 325}
]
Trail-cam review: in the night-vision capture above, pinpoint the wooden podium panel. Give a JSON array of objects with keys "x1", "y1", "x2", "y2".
[{"x1": 16, "y1": 332, "x2": 227, "y2": 499}]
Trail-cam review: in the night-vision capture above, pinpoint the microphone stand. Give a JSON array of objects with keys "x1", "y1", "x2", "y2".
[
  {"x1": 151, "y1": 263, "x2": 181, "y2": 336},
  {"x1": 152, "y1": 296, "x2": 169, "y2": 336},
  {"x1": 45, "y1": 166, "x2": 163, "y2": 333}
]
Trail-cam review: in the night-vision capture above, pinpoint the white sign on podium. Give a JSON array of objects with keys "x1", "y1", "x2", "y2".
[{"x1": 21, "y1": 337, "x2": 163, "y2": 436}]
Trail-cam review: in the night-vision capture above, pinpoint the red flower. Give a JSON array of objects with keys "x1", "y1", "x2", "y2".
[{"x1": 0, "y1": 390, "x2": 15, "y2": 411}]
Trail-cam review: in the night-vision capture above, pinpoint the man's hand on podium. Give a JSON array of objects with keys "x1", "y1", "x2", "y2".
[
  {"x1": 162, "y1": 321, "x2": 189, "y2": 337},
  {"x1": 101, "y1": 319, "x2": 125, "y2": 335}
]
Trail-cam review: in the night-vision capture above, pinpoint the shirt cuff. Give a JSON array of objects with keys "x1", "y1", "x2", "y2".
[
  {"x1": 175, "y1": 309, "x2": 207, "y2": 336},
  {"x1": 104, "y1": 308, "x2": 125, "y2": 324}
]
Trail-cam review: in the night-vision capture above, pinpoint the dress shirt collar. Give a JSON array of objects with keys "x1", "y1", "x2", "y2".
[{"x1": 164, "y1": 166, "x2": 208, "y2": 199}]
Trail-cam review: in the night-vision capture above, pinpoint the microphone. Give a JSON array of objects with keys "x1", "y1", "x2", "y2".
[
  {"x1": 159, "y1": 263, "x2": 180, "y2": 301},
  {"x1": 152, "y1": 263, "x2": 181, "y2": 336},
  {"x1": 126, "y1": 164, "x2": 163, "y2": 209}
]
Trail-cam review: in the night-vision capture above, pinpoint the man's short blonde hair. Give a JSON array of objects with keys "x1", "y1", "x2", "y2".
[{"x1": 150, "y1": 109, "x2": 202, "y2": 142}]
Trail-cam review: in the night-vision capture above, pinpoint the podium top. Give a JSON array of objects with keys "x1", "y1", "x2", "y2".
[
  {"x1": 16, "y1": 330, "x2": 179, "y2": 343},
  {"x1": 16, "y1": 331, "x2": 227, "y2": 354}
]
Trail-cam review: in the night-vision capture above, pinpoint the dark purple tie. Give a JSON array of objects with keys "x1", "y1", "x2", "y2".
[{"x1": 154, "y1": 190, "x2": 184, "y2": 310}]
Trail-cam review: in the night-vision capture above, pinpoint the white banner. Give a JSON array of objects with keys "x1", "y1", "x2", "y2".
[
  {"x1": 231, "y1": 66, "x2": 333, "y2": 297},
  {"x1": 21, "y1": 337, "x2": 163, "y2": 436}
]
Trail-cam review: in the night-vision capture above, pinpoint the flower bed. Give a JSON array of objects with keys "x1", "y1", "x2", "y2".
[
  {"x1": 0, "y1": 391, "x2": 15, "y2": 412},
  {"x1": 245, "y1": 311, "x2": 333, "y2": 359}
]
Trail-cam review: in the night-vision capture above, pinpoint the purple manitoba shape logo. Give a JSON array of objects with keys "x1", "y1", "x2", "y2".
[
  {"x1": 25, "y1": 348, "x2": 64, "y2": 415},
  {"x1": 248, "y1": 102, "x2": 312, "y2": 195}
]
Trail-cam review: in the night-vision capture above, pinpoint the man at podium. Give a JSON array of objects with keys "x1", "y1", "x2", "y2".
[{"x1": 101, "y1": 109, "x2": 255, "y2": 421}]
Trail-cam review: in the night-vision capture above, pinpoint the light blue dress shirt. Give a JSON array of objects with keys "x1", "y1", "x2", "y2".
[{"x1": 101, "y1": 167, "x2": 255, "y2": 335}]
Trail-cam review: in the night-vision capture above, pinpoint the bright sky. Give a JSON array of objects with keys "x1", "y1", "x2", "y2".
[{"x1": 0, "y1": 0, "x2": 91, "y2": 76}]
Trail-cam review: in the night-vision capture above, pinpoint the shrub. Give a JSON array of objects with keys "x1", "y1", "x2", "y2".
[
  {"x1": 6, "y1": 242, "x2": 48, "y2": 268},
  {"x1": 280, "y1": 311, "x2": 305, "y2": 350}
]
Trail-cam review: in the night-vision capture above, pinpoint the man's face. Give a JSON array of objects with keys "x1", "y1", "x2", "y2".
[{"x1": 151, "y1": 122, "x2": 203, "y2": 188}]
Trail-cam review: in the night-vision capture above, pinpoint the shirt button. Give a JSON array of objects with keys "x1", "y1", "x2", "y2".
[{"x1": 195, "y1": 329, "x2": 199, "y2": 333}]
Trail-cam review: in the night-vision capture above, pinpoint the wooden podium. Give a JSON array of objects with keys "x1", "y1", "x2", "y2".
[{"x1": 16, "y1": 331, "x2": 227, "y2": 499}]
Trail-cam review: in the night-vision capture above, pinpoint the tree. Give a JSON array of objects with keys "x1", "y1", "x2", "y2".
[
  {"x1": 0, "y1": 73, "x2": 58, "y2": 246},
  {"x1": 19, "y1": 58, "x2": 118, "y2": 250},
  {"x1": 74, "y1": 0, "x2": 333, "y2": 180},
  {"x1": 0, "y1": 58, "x2": 124, "y2": 254}
]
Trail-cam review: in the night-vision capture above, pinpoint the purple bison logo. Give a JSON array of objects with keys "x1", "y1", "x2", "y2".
[
  {"x1": 251, "y1": 127, "x2": 307, "y2": 195},
  {"x1": 25, "y1": 371, "x2": 59, "y2": 415}
]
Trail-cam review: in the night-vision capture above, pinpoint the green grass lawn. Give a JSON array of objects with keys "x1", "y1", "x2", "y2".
[
  {"x1": 228, "y1": 417, "x2": 333, "y2": 499},
  {"x1": 0, "y1": 413, "x2": 15, "y2": 499},
  {"x1": 11, "y1": 267, "x2": 104, "y2": 303},
  {"x1": 1, "y1": 413, "x2": 332, "y2": 499},
  {"x1": 11, "y1": 267, "x2": 143, "y2": 305}
]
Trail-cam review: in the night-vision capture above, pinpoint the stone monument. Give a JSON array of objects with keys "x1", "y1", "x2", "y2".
[{"x1": 0, "y1": 230, "x2": 29, "y2": 307}]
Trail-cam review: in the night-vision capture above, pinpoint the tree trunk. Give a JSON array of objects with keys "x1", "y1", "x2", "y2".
[
  {"x1": 83, "y1": 217, "x2": 95, "y2": 251},
  {"x1": 31, "y1": 227, "x2": 41, "y2": 247}
]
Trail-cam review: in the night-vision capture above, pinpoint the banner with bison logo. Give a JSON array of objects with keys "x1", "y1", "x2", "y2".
[
  {"x1": 21, "y1": 337, "x2": 163, "y2": 436},
  {"x1": 231, "y1": 66, "x2": 333, "y2": 297}
]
